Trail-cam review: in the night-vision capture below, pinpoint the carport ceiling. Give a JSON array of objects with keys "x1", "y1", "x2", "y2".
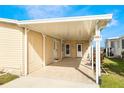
[{"x1": 19, "y1": 14, "x2": 112, "y2": 40}]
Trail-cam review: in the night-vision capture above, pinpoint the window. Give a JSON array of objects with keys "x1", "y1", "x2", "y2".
[
  {"x1": 66, "y1": 44, "x2": 70, "y2": 54},
  {"x1": 111, "y1": 41, "x2": 115, "y2": 48},
  {"x1": 122, "y1": 39, "x2": 124, "y2": 49},
  {"x1": 78, "y1": 45, "x2": 81, "y2": 51}
]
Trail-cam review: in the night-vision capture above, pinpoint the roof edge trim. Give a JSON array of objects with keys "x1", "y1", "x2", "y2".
[
  {"x1": 18, "y1": 14, "x2": 112, "y2": 25},
  {"x1": 0, "y1": 18, "x2": 18, "y2": 24}
]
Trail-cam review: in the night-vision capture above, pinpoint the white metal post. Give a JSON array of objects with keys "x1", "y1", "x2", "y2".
[
  {"x1": 95, "y1": 25, "x2": 101, "y2": 84},
  {"x1": 89, "y1": 41, "x2": 92, "y2": 61},
  {"x1": 95, "y1": 39, "x2": 99, "y2": 84},
  {"x1": 61, "y1": 39, "x2": 63, "y2": 61},
  {"x1": 24, "y1": 28, "x2": 28, "y2": 76},
  {"x1": 43, "y1": 34, "x2": 46, "y2": 67},
  {"x1": 97, "y1": 28, "x2": 101, "y2": 77},
  {"x1": 91, "y1": 42, "x2": 94, "y2": 70},
  {"x1": 98, "y1": 39, "x2": 101, "y2": 77}
]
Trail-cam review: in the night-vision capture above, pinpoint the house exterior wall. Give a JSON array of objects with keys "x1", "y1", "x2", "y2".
[
  {"x1": 45, "y1": 36, "x2": 54, "y2": 65},
  {"x1": 45, "y1": 36, "x2": 61, "y2": 65},
  {"x1": 0, "y1": 22, "x2": 91, "y2": 76},
  {"x1": 0, "y1": 22, "x2": 62, "y2": 75},
  {"x1": 111, "y1": 40, "x2": 118, "y2": 56},
  {"x1": 115, "y1": 40, "x2": 119, "y2": 56},
  {"x1": 106, "y1": 37, "x2": 124, "y2": 57},
  {"x1": 106, "y1": 39, "x2": 119, "y2": 57},
  {"x1": 27, "y1": 30, "x2": 43, "y2": 74},
  {"x1": 63, "y1": 40, "x2": 90, "y2": 60},
  {"x1": 120, "y1": 37, "x2": 124, "y2": 54},
  {"x1": 0, "y1": 22, "x2": 24, "y2": 75},
  {"x1": 57, "y1": 39, "x2": 61, "y2": 59},
  {"x1": 117, "y1": 38, "x2": 121, "y2": 56}
]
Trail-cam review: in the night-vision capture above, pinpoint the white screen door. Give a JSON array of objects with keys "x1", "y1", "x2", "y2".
[
  {"x1": 65, "y1": 44, "x2": 70, "y2": 57},
  {"x1": 77, "y1": 44, "x2": 82, "y2": 57}
]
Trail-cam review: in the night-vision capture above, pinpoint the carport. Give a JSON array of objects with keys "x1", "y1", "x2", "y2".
[{"x1": 19, "y1": 14, "x2": 112, "y2": 84}]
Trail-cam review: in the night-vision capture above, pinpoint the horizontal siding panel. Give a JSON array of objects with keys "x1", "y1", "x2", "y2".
[
  {"x1": 45, "y1": 36, "x2": 54, "y2": 65},
  {"x1": 0, "y1": 26, "x2": 24, "y2": 75}
]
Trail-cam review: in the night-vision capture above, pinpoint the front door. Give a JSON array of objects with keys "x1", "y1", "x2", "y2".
[
  {"x1": 77, "y1": 44, "x2": 82, "y2": 57},
  {"x1": 65, "y1": 44, "x2": 70, "y2": 57}
]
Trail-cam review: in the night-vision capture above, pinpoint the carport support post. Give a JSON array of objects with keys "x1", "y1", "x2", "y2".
[
  {"x1": 95, "y1": 25, "x2": 101, "y2": 84},
  {"x1": 43, "y1": 34, "x2": 46, "y2": 67},
  {"x1": 24, "y1": 28, "x2": 28, "y2": 76},
  {"x1": 91, "y1": 41, "x2": 94, "y2": 70},
  {"x1": 61, "y1": 39, "x2": 63, "y2": 61}
]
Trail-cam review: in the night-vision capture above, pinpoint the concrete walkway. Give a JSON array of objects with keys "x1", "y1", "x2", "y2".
[
  {"x1": 1, "y1": 58, "x2": 98, "y2": 88},
  {"x1": 1, "y1": 77, "x2": 98, "y2": 88},
  {"x1": 29, "y1": 58, "x2": 96, "y2": 84}
]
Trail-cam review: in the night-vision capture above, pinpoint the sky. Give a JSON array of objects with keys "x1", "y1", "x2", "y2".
[{"x1": 0, "y1": 5, "x2": 124, "y2": 47}]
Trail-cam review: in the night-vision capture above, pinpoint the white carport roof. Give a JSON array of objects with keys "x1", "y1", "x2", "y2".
[
  {"x1": 18, "y1": 14, "x2": 112, "y2": 40},
  {"x1": 2, "y1": 14, "x2": 112, "y2": 40}
]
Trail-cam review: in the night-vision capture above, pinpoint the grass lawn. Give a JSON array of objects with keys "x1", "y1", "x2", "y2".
[
  {"x1": 100, "y1": 58, "x2": 124, "y2": 88},
  {"x1": 0, "y1": 73, "x2": 19, "y2": 85}
]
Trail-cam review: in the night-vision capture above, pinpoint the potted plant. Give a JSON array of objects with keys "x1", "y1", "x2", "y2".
[
  {"x1": 54, "y1": 58, "x2": 59, "y2": 62},
  {"x1": 121, "y1": 51, "x2": 124, "y2": 60}
]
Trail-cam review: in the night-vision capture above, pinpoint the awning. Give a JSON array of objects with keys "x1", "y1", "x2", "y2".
[{"x1": 18, "y1": 14, "x2": 112, "y2": 40}]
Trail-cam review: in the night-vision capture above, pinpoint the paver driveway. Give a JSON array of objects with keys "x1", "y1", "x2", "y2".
[{"x1": 1, "y1": 58, "x2": 98, "y2": 88}]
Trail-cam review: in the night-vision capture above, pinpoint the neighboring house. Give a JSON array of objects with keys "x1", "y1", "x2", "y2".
[
  {"x1": 0, "y1": 14, "x2": 112, "y2": 84},
  {"x1": 105, "y1": 36, "x2": 124, "y2": 58}
]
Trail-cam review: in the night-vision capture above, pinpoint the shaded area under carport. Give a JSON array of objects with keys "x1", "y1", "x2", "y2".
[{"x1": 29, "y1": 58, "x2": 96, "y2": 85}]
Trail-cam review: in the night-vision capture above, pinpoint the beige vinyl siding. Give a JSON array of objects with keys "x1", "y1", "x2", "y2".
[
  {"x1": 45, "y1": 36, "x2": 54, "y2": 65},
  {"x1": 82, "y1": 42, "x2": 90, "y2": 60},
  {"x1": 0, "y1": 23, "x2": 24, "y2": 75},
  {"x1": 44, "y1": 36, "x2": 62, "y2": 65},
  {"x1": 27, "y1": 31, "x2": 43, "y2": 74}
]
